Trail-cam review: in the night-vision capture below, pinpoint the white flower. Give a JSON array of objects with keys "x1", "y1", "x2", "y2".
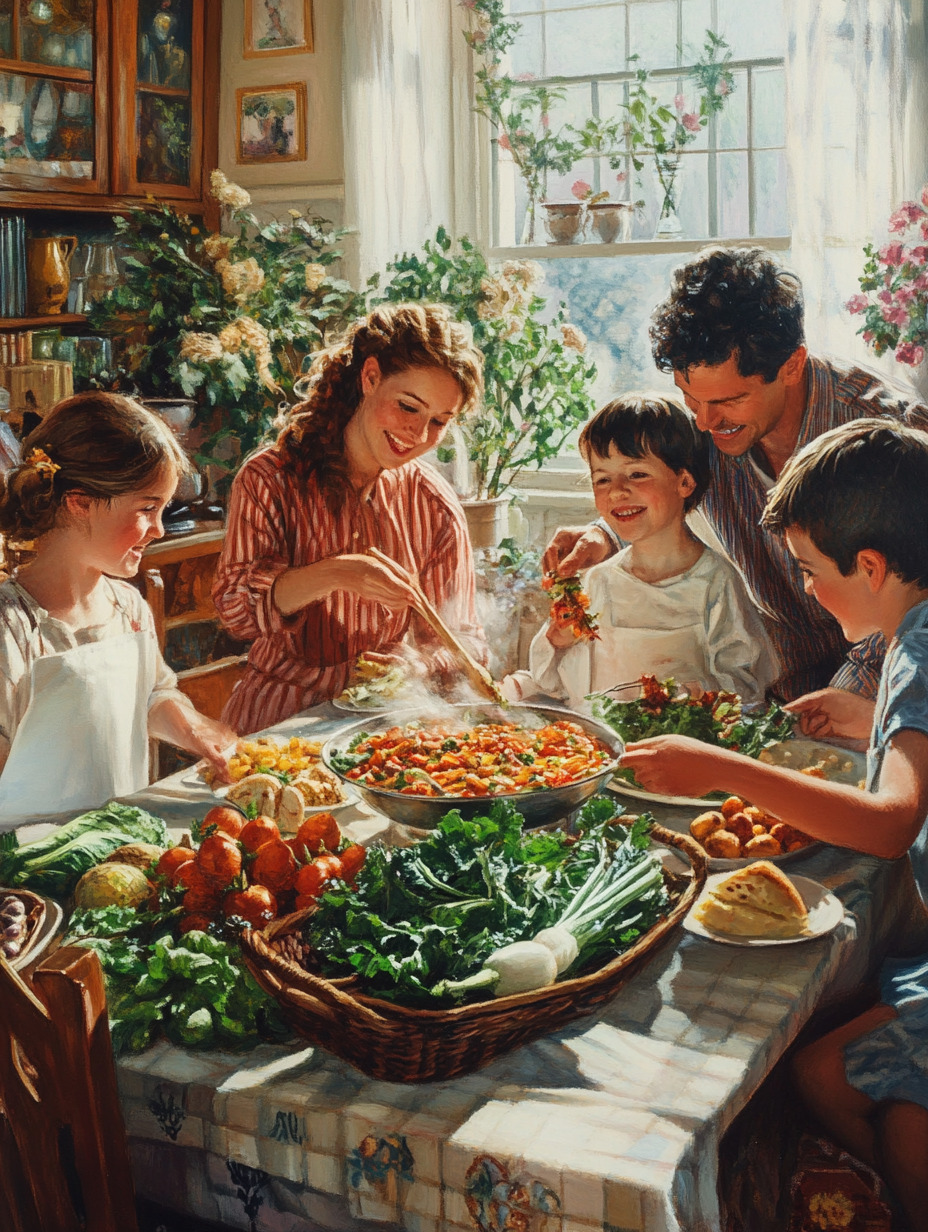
[
  {"x1": 218, "y1": 316, "x2": 278, "y2": 390},
  {"x1": 216, "y1": 257, "x2": 265, "y2": 304},
  {"x1": 179, "y1": 332, "x2": 223, "y2": 364},
  {"x1": 561, "y1": 323, "x2": 587, "y2": 353},
  {"x1": 502, "y1": 259, "x2": 543, "y2": 290},
  {"x1": 210, "y1": 169, "x2": 251, "y2": 210},
  {"x1": 304, "y1": 262, "x2": 327, "y2": 292},
  {"x1": 478, "y1": 274, "x2": 518, "y2": 319},
  {"x1": 202, "y1": 234, "x2": 233, "y2": 263}
]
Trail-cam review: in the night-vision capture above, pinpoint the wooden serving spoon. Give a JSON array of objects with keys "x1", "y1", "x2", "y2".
[{"x1": 366, "y1": 547, "x2": 504, "y2": 704}]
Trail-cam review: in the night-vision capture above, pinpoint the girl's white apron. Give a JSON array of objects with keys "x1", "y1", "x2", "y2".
[{"x1": 0, "y1": 623, "x2": 157, "y2": 828}]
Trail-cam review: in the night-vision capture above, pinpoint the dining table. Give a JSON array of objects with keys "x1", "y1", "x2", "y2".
[{"x1": 83, "y1": 703, "x2": 927, "y2": 1232}]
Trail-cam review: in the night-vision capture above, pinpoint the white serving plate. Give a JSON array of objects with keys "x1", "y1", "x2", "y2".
[
  {"x1": 609, "y1": 738, "x2": 867, "y2": 811},
  {"x1": 683, "y1": 871, "x2": 845, "y2": 947}
]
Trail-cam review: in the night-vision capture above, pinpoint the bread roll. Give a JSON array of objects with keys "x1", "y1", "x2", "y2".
[
  {"x1": 704, "y1": 829, "x2": 742, "y2": 859},
  {"x1": 744, "y1": 833, "x2": 782, "y2": 857},
  {"x1": 690, "y1": 811, "x2": 725, "y2": 842},
  {"x1": 726, "y1": 811, "x2": 755, "y2": 845},
  {"x1": 721, "y1": 796, "x2": 746, "y2": 820}
]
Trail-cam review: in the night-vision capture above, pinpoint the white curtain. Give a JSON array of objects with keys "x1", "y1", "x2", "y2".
[
  {"x1": 342, "y1": 0, "x2": 479, "y2": 286},
  {"x1": 785, "y1": 0, "x2": 928, "y2": 375}
]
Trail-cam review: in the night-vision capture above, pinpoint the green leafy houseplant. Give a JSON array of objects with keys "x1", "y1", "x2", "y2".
[
  {"x1": 86, "y1": 170, "x2": 366, "y2": 474},
  {"x1": 373, "y1": 227, "x2": 596, "y2": 500}
]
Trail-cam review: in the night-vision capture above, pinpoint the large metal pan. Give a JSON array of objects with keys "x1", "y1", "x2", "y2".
[{"x1": 321, "y1": 703, "x2": 624, "y2": 829}]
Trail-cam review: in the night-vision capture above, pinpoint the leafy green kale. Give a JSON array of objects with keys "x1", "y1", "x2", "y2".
[
  {"x1": 304, "y1": 796, "x2": 662, "y2": 1007},
  {"x1": 63, "y1": 906, "x2": 289, "y2": 1055}
]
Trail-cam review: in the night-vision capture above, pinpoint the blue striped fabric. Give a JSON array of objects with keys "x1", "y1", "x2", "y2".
[{"x1": 700, "y1": 356, "x2": 928, "y2": 700}]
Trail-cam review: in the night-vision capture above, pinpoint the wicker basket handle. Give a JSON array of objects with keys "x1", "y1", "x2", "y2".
[
  {"x1": 248, "y1": 932, "x2": 390, "y2": 1026},
  {"x1": 650, "y1": 823, "x2": 708, "y2": 879}
]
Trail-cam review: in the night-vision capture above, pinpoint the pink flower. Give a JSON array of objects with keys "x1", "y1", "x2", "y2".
[
  {"x1": 878, "y1": 289, "x2": 893, "y2": 305},
  {"x1": 460, "y1": 0, "x2": 476, "y2": 8},
  {"x1": 541, "y1": 113, "x2": 549, "y2": 128},
  {"x1": 921, "y1": 185, "x2": 928, "y2": 209},
  {"x1": 914, "y1": 271, "x2": 928, "y2": 290},
  {"x1": 878, "y1": 243, "x2": 906, "y2": 266},
  {"x1": 498, "y1": 133, "x2": 511, "y2": 152},
  {"x1": 895, "y1": 341, "x2": 925, "y2": 366},
  {"x1": 515, "y1": 72, "x2": 535, "y2": 81},
  {"x1": 896, "y1": 284, "x2": 918, "y2": 304},
  {"x1": 682, "y1": 113, "x2": 702, "y2": 134},
  {"x1": 615, "y1": 171, "x2": 627, "y2": 184},
  {"x1": 909, "y1": 245, "x2": 928, "y2": 264},
  {"x1": 716, "y1": 79, "x2": 731, "y2": 96},
  {"x1": 845, "y1": 294, "x2": 869, "y2": 314},
  {"x1": 888, "y1": 202, "x2": 923, "y2": 233},
  {"x1": 674, "y1": 94, "x2": 686, "y2": 112},
  {"x1": 863, "y1": 331, "x2": 874, "y2": 343},
  {"x1": 571, "y1": 179, "x2": 592, "y2": 200},
  {"x1": 920, "y1": 218, "x2": 928, "y2": 240},
  {"x1": 881, "y1": 303, "x2": 909, "y2": 326}
]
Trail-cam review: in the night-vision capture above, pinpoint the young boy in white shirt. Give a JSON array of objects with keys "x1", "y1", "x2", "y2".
[{"x1": 504, "y1": 395, "x2": 777, "y2": 711}]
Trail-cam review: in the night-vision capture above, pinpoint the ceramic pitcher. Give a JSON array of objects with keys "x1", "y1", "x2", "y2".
[{"x1": 26, "y1": 236, "x2": 77, "y2": 315}]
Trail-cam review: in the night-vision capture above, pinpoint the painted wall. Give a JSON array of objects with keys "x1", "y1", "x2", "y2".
[{"x1": 218, "y1": 0, "x2": 344, "y2": 227}]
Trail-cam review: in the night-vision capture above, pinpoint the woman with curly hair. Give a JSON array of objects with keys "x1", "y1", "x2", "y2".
[{"x1": 212, "y1": 303, "x2": 488, "y2": 733}]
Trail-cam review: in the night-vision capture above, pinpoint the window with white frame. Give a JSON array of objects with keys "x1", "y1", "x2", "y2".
[{"x1": 492, "y1": 0, "x2": 787, "y2": 248}]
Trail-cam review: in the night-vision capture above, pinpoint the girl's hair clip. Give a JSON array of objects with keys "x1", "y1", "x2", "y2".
[{"x1": 26, "y1": 448, "x2": 61, "y2": 478}]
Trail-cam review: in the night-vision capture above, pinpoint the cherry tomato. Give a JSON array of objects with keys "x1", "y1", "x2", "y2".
[
  {"x1": 294, "y1": 894, "x2": 318, "y2": 911},
  {"x1": 172, "y1": 859, "x2": 203, "y2": 891},
  {"x1": 295, "y1": 855, "x2": 343, "y2": 899},
  {"x1": 222, "y1": 885, "x2": 277, "y2": 928},
  {"x1": 203, "y1": 805, "x2": 245, "y2": 840},
  {"x1": 179, "y1": 912, "x2": 214, "y2": 935},
  {"x1": 251, "y1": 839, "x2": 298, "y2": 895},
  {"x1": 196, "y1": 834, "x2": 243, "y2": 887},
  {"x1": 295, "y1": 812, "x2": 341, "y2": 856},
  {"x1": 182, "y1": 865, "x2": 224, "y2": 915},
  {"x1": 240, "y1": 815, "x2": 281, "y2": 853},
  {"x1": 285, "y1": 837, "x2": 311, "y2": 864},
  {"x1": 338, "y1": 844, "x2": 366, "y2": 881},
  {"x1": 157, "y1": 846, "x2": 195, "y2": 882}
]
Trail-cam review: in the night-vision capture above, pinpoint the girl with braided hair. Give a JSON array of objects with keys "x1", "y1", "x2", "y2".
[{"x1": 212, "y1": 303, "x2": 489, "y2": 732}]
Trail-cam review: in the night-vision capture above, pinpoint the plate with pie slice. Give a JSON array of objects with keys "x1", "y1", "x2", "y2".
[{"x1": 683, "y1": 865, "x2": 845, "y2": 947}]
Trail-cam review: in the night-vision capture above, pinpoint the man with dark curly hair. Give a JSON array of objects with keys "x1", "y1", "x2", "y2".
[{"x1": 544, "y1": 246, "x2": 928, "y2": 700}]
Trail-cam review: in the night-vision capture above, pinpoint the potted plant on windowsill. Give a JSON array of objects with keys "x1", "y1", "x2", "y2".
[{"x1": 372, "y1": 227, "x2": 596, "y2": 548}]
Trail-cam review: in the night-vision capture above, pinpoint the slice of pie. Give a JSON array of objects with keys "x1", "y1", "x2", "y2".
[{"x1": 695, "y1": 860, "x2": 809, "y2": 938}]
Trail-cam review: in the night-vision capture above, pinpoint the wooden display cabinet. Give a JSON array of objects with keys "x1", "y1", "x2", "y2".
[{"x1": 0, "y1": 0, "x2": 219, "y2": 222}]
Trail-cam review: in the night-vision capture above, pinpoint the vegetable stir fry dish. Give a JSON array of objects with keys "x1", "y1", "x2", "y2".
[
  {"x1": 301, "y1": 796, "x2": 670, "y2": 1007},
  {"x1": 333, "y1": 719, "x2": 614, "y2": 798}
]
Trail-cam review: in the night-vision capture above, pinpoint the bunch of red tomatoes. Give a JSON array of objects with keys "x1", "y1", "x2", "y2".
[{"x1": 153, "y1": 806, "x2": 366, "y2": 934}]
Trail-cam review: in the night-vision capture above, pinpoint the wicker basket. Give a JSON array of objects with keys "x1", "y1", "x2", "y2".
[{"x1": 240, "y1": 824, "x2": 706, "y2": 1083}]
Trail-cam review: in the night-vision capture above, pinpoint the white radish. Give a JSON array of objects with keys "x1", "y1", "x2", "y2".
[
  {"x1": 532, "y1": 926, "x2": 579, "y2": 974},
  {"x1": 485, "y1": 941, "x2": 557, "y2": 997}
]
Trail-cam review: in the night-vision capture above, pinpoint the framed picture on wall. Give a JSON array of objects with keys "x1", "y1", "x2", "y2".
[
  {"x1": 243, "y1": 0, "x2": 314, "y2": 57},
  {"x1": 236, "y1": 82, "x2": 308, "y2": 164}
]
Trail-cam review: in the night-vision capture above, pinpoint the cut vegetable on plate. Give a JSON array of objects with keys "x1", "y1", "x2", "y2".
[
  {"x1": 334, "y1": 655, "x2": 412, "y2": 711},
  {"x1": 684, "y1": 867, "x2": 844, "y2": 947}
]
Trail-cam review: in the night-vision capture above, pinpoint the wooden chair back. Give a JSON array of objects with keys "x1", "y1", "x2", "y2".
[{"x1": 0, "y1": 946, "x2": 138, "y2": 1232}]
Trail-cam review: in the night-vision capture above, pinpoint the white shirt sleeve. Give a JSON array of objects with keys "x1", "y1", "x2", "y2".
[{"x1": 703, "y1": 558, "x2": 779, "y2": 705}]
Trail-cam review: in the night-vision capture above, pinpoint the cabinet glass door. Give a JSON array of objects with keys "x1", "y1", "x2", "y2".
[
  {"x1": 116, "y1": 0, "x2": 203, "y2": 198},
  {"x1": 0, "y1": 0, "x2": 106, "y2": 191}
]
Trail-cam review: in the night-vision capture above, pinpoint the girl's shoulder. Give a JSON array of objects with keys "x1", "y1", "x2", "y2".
[
  {"x1": 107, "y1": 579, "x2": 152, "y2": 632},
  {"x1": 0, "y1": 578, "x2": 42, "y2": 632}
]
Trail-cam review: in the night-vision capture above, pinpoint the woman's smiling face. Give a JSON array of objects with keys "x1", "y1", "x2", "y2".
[
  {"x1": 346, "y1": 357, "x2": 464, "y2": 482},
  {"x1": 588, "y1": 443, "x2": 695, "y2": 541}
]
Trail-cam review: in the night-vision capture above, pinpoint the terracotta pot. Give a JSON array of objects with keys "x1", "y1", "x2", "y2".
[
  {"x1": 541, "y1": 202, "x2": 585, "y2": 245},
  {"x1": 586, "y1": 201, "x2": 633, "y2": 244},
  {"x1": 26, "y1": 235, "x2": 77, "y2": 315},
  {"x1": 460, "y1": 496, "x2": 510, "y2": 550}
]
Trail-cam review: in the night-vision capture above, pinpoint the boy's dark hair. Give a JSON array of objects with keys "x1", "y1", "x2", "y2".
[
  {"x1": 762, "y1": 419, "x2": 928, "y2": 587},
  {"x1": 579, "y1": 394, "x2": 711, "y2": 512},
  {"x1": 650, "y1": 246, "x2": 805, "y2": 383}
]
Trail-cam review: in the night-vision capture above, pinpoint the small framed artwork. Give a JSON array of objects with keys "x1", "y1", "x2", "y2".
[
  {"x1": 244, "y1": 0, "x2": 314, "y2": 57},
  {"x1": 236, "y1": 82, "x2": 308, "y2": 164}
]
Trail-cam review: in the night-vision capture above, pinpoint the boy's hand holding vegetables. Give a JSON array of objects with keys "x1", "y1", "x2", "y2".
[{"x1": 784, "y1": 687, "x2": 876, "y2": 742}]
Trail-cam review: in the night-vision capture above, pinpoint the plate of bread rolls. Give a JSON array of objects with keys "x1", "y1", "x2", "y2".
[{"x1": 688, "y1": 795, "x2": 821, "y2": 868}]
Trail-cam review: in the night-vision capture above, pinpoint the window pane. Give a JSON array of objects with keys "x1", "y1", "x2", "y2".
[
  {"x1": 0, "y1": 0, "x2": 11, "y2": 56},
  {"x1": 545, "y1": 6, "x2": 625, "y2": 76},
  {"x1": 0, "y1": 72, "x2": 93, "y2": 177},
  {"x1": 546, "y1": 0, "x2": 621, "y2": 9},
  {"x1": 717, "y1": 148, "x2": 748, "y2": 236},
  {"x1": 136, "y1": 92, "x2": 190, "y2": 185},
  {"x1": 137, "y1": 0, "x2": 192, "y2": 90},
  {"x1": 716, "y1": 67, "x2": 747, "y2": 149},
  {"x1": 509, "y1": 12, "x2": 543, "y2": 78},
  {"x1": 752, "y1": 66, "x2": 785, "y2": 149},
  {"x1": 19, "y1": 0, "x2": 93, "y2": 71},
  {"x1": 681, "y1": 0, "x2": 711, "y2": 63},
  {"x1": 628, "y1": 1, "x2": 678, "y2": 68},
  {"x1": 545, "y1": 81, "x2": 594, "y2": 131},
  {"x1": 717, "y1": 0, "x2": 785, "y2": 60},
  {"x1": 753, "y1": 148, "x2": 788, "y2": 235},
  {"x1": 510, "y1": 0, "x2": 542, "y2": 13},
  {"x1": 675, "y1": 151, "x2": 709, "y2": 239}
]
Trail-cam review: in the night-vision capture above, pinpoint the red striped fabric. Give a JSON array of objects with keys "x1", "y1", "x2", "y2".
[{"x1": 212, "y1": 448, "x2": 485, "y2": 733}]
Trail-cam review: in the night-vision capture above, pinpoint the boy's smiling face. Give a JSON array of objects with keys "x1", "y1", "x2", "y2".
[
  {"x1": 786, "y1": 528, "x2": 882, "y2": 642},
  {"x1": 587, "y1": 444, "x2": 696, "y2": 543}
]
